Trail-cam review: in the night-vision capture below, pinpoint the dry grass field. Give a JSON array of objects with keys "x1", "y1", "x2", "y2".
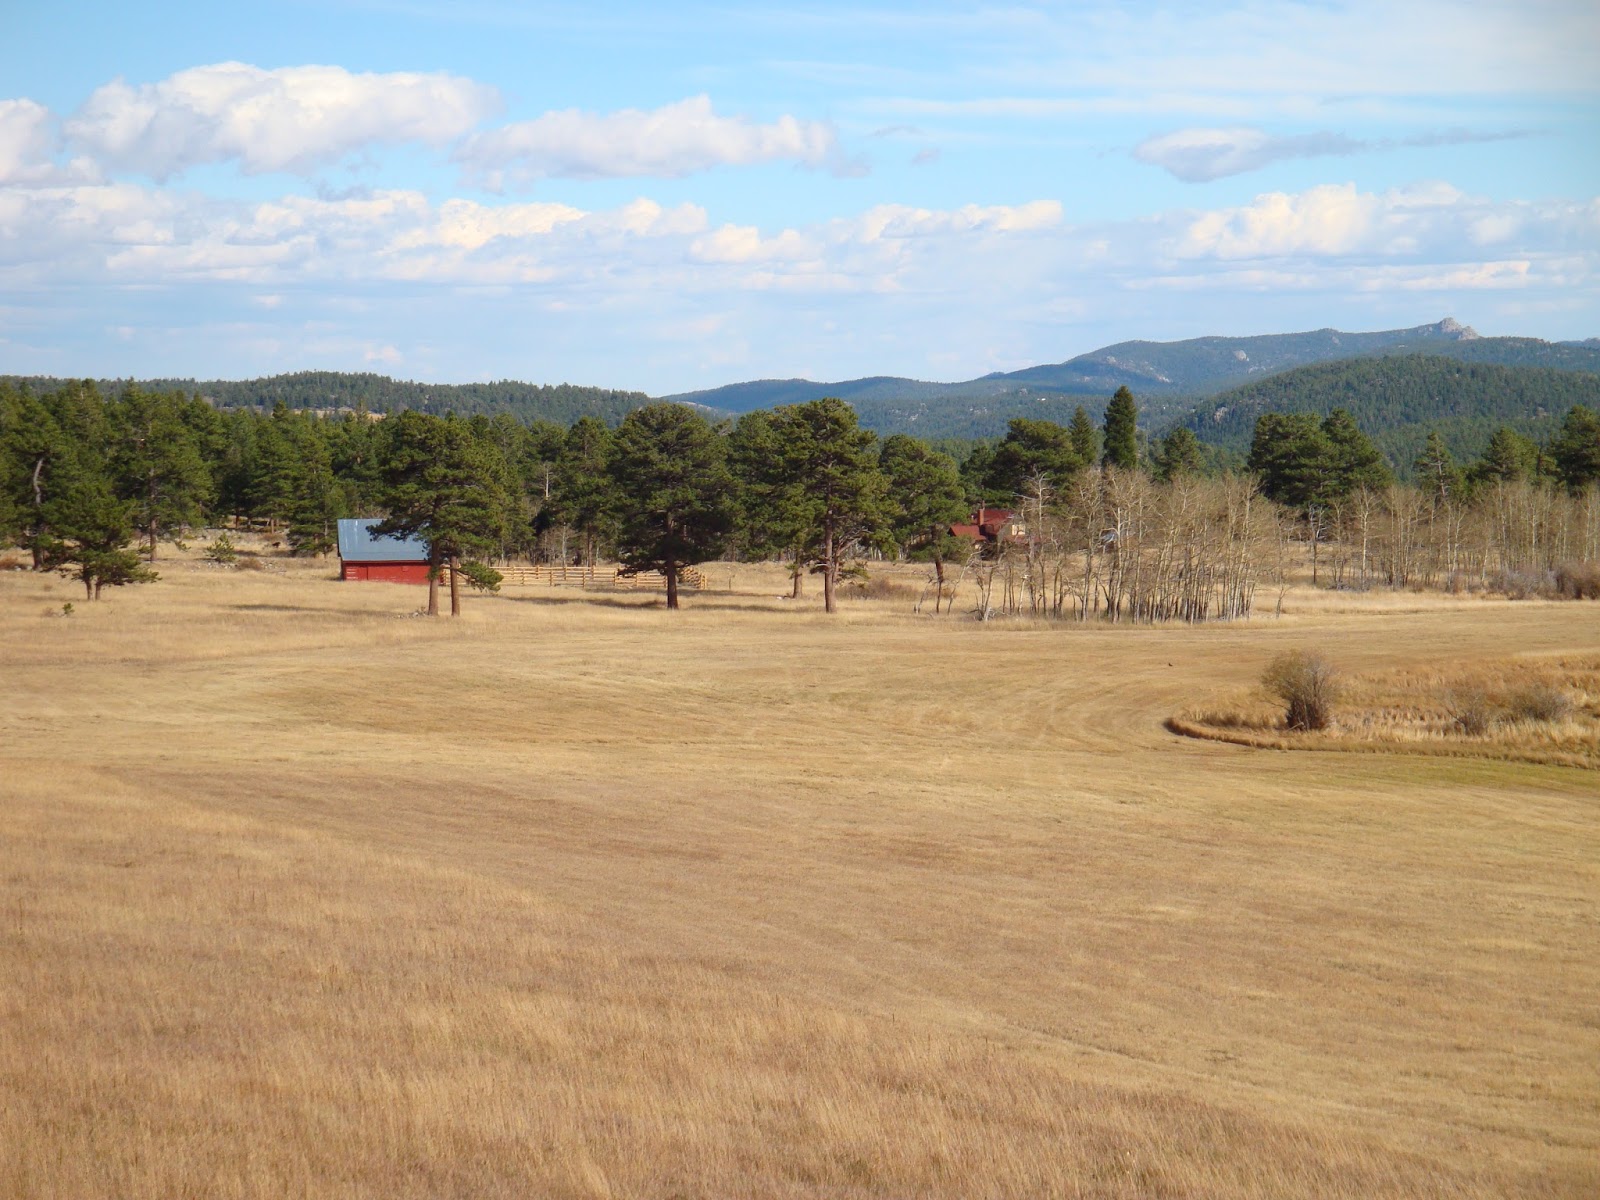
[{"x1": 2, "y1": 548, "x2": 1597, "y2": 1198}]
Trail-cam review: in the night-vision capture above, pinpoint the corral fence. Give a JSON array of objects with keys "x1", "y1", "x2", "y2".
[{"x1": 492, "y1": 564, "x2": 706, "y2": 592}]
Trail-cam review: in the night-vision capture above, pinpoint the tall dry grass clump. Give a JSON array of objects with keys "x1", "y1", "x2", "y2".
[{"x1": 1261, "y1": 649, "x2": 1341, "y2": 731}]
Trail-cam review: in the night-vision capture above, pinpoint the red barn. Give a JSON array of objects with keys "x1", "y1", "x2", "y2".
[{"x1": 337, "y1": 518, "x2": 432, "y2": 584}]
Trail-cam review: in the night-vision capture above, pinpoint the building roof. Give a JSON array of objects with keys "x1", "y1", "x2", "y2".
[{"x1": 336, "y1": 518, "x2": 430, "y2": 563}]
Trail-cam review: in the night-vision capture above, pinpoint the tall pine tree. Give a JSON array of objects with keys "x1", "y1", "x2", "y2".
[{"x1": 1101, "y1": 386, "x2": 1139, "y2": 471}]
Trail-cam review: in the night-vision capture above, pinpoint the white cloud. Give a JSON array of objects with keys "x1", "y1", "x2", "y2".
[
  {"x1": 64, "y1": 62, "x2": 500, "y2": 178},
  {"x1": 0, "y1": 99, "x2": 99, "y2": 187},
  {"x1": 1179, "y1": 183, "x2": 1380, "y2": 258},
  {"x1": 1134, "y1": 127, "x2": 1364, "y2": 182},
  {"x1": 849, "y1": 200, "x2": 1062, "y2": 242},
  {"x1": 1135, "y1": 125, "x2": 1535, "y2": 182},
  {"x1": 455, "y1": 94, "x2": 838, "y2": 187}
]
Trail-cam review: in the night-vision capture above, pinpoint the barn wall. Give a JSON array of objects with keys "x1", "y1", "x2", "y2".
[{"x1": 341, "y1": 562, "x2": 431, "y2": 585}]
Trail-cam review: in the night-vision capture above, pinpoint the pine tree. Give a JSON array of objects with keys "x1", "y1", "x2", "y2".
[
  {"x1": 1470, "y1": 426, "x2": 1539, "y2": 484},
  {"x1": 728, "y1": 409, "x2": 810, "y2": 594},
  {"x1": 609, "y1": 404, "x2": 733, "y2": 610},
  {"x1": 1101, "y1": 386, "x2": 1139, "y2": 471},
  {"x1": 109, "y1": 387, "x2": 213, "y2": 559},
  {"x1": 1551, "y1": 404, "x2": 1600, "y2": 491},
  {"x1": 1413, "y1": 431, "x2": 1461, "y2": 505},
  {"x1": 1152, "y1": 427, "x2": 1204, "y2": 482},
  {"x1": 1248, "y1": 412, "x2": 1330, "y2": 510},
  {"x1": 879, "y1": 434, "x2": 969, "y2": 613},
  {"x1": 1320, "y1": 408, "x2": 1391, "y2": 499},
  {"x1": 550, "y1": 416, "x2": 620, "y2": 565},
  {"x1": 372, "y1": 412, "x2": 511, "y2": 616},
  {"x1": 46, "y1": 470, "x2": 158, "y2": 599},
  {"x1": 985, "y1": 418, "x2": 1084, "y2": 498},
  {"x1": 766, "y1": 398, "x2": 892, "y2": 614},
  {"x1": 1068, "y1": 405, "x2": 1100, "y2": 468}
]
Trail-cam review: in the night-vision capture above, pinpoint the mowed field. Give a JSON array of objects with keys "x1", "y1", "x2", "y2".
[{"x1": 2, "y1": 552, "x2": 1597, "y2": 1198}]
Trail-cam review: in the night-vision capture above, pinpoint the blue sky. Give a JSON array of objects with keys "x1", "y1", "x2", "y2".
[{"x1": 2, "y1": 0, "x2": 1597, "y2": 392}]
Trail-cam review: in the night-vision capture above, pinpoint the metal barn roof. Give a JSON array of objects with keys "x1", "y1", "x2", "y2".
[{"x1": 336, "y1": 518, "x2": 431, "y2": 563}]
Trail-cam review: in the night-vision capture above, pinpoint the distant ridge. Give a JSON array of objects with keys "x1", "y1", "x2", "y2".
[{"x1": 658, "y1": 318, "x2": 1497, "y2": 414}]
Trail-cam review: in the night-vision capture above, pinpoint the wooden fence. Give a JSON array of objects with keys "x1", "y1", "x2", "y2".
[{"x1": 489, "y1": 564, "x2": 706, "y2": 592}]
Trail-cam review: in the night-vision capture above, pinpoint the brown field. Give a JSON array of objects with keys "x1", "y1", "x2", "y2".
[{"x1": 2, "y1": 549, "x2": 1598, "y2": 1198}]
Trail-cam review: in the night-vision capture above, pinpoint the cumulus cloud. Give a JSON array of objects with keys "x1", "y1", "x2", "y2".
[
  {"x1": 0, "y1": 99, "x2": 99, "y2": 186},
  {"x1": 455, "y1": 95, "x2": 838, "y2": 187},
  {"x1": 849, "y1": 200, "x2": 1062, "y2": 242},
  {"x1": 64, "y1": 62, "x2": 500, "y2": 178},
  {"x1": 1135, "y1": 125, "x2": 1533, "y2": 182}
]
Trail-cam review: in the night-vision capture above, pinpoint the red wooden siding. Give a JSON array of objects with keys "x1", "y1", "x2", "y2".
[{"x1": 341, "y1": 561, "x2": 432, "y2": 585}]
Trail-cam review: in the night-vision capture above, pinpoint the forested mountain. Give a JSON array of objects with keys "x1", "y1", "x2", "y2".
[
  {"x1": 1169, "y1": 356, "x2": 1600, "y2": 471},
  {"x1": 3, "y1": 371, "x2": 654, "y2": 427},
  {"x1": 660, "y1": 319, "x2": 1600, "y2": 440}
]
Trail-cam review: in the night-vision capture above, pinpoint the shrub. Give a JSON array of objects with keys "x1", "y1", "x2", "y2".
[
  {"x1": 1261, "y1": 650, "x2": 1341, "y2": 731},
  {"x1": 203, "y1": 533, "x2": 239, "y2": 565},
  {"x1": 843, "y1": 573, "x2": 917, "y2": 601},
  {"x1": 1444, "y1": 686, "x2": 1496, "y2": 736},
  {"x1": 1554, "y1": 561, "x2": 1600, "y2": 600},
  {"x1": 236, "y1": 554, "x2": 265, "y2": 571},
  {"x1": 1490, "y1": 568, "x2": 1559, "y2": 600},
  {"x1": 1506, "y1": 683, "x2": 1573, "y2": 724}
]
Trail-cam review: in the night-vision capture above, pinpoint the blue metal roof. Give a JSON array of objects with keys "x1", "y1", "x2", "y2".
[{"x1": 337, "y1": 518, "x2": 430, "y2": 563}]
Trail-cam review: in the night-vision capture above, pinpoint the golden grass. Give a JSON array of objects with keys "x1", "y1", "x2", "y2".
[
  {"x1": 1172, "y1": 654, "x2": 1600, "y2": 769},
  {"x1": 3, "y1": 547, "x2": 1599, "y2": 1197}
]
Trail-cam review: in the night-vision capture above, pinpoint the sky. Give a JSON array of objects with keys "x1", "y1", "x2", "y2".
[{"x1": 1, "y1": 0, "x2": 1597, "y2": 393}]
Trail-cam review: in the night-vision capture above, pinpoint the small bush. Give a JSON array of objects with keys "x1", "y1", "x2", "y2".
[
  {"x1": 203, "y1": 533, "x2": 239, "y2": 565},
  {"x1": 236, "y1": 554, "x2": 265, "y2": 571},
  {"x1": 1554, "y1": 561, "x2": 1600, "y2": 600},
  {"x1": 1444, "y1": 686, "x2": 1496, "y2": 736},
  {"x1": 1490, "y1": 568, "x2": 1557, "y2": 600},
  {"x1": 844, "y1": 573, "x2": 917, "y2": 601},
  {"x1": 1506, "y1": 683, "x2": 1572, "y2": 724},
  {"x1": 1261, "y1": 650, "x2": 1341, "y2": 731}
]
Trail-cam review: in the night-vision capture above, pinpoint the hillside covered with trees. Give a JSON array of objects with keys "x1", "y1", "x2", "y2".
[
  {"x1": 3, "y1": 371, "x2": 654, "y2": 428},
  {"x1": 1170, "y1": 356, "x2": 1600, "y2": 472}
]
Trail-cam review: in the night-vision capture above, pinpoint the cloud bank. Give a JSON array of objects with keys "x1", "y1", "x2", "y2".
[
  {"x1": 456, "y1": 95, "x2": 839, "y2": 187},
  {"x1": 1135, "y1": 126, "x2": 1534, "y2": 182},
  {"x1": 64, "y1": 62, "x2": 500, "y2": 178}
]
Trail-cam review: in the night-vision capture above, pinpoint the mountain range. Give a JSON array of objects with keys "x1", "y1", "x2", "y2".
[{"x1": 659, "y1": 318, "x2": 1600, "y2": 440}]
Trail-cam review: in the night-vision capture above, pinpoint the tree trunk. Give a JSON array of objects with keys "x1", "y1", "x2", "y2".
[
  {"x1": 665, "y1": 561, "x2": 680, "y2": 609},
  {"x1": 790, "y1": 551, "x2": 803, "y2": 599},
  {"x1": 84, "y1": 577, "x2": 94, "y2": 600},
  {"x1": 427, "y1": 548, "x2": 441, "y2": 616},
  {"x1": 823, "y1": 526, "x2": 837, "y2": 614},
  {"x1": 933, "y1": 557, "x2": 946, "y2": 614},
  {"x1": 449, "y1": 554, "x2": 461, "y2": 617},
  {"x1": 147, "y1": 519, "x2": 159, "y2": 561}
]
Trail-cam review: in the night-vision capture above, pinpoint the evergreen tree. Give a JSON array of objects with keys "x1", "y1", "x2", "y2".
[
  {"x1": 550, "y1": 416, "x2": 619, "y2": 565},
  {"x1": 1551, "y1": 404, "x2": 1600, "y2": 491},
  {"x1": 985, "y1": 418, "x2": 1084, "y2": 498},
  {"x1": 728, "y1": 409, "x2": 810, "y2": 593},
  {"x1": 372, "y1": 412, "x2": 511, "y2": 617},
  {"x1": 766, "y1": 398, "x2": 892, "y2": 614},
  {"x1": 609, "y1": 404, "x2": 733, "y2": 610},
  {"x1": 1321, "y1": 408, "x2": 1391, "y2": 498},
  {"x1": 1152, "y1": 427, "x2": 1204, "y2": 482},
  {"x1": 879, "y1": 434, "x2": 970, "y2": 613},
  {"x1": 1068, "y1": 405, "x2": 1100, "y2": 467},
  {"x1": 283, "y1": 419, "x2": 344, "y2": 556},
  {"x1": 1, "y1": 388, "x2": 79, "y2": 567},
  {"x1": 1470, "y1": 426, "x2": 1539, "y2": 484},
  {"x1": 1101, "y1": 386, "x2": 1139, "y2": 470},
  {"x1": 45, "y1": 470, "x2": 158, "y2": 599},
  {"x1": 1248, "y1": 412, "x2": 1331, "y2": 510},
  {"x1": 109, "y1": 387, "x2": 212, "y2": 558},
  {"x1": 1413, "y1": 431, "x2": 1462, "y2": 505}
]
